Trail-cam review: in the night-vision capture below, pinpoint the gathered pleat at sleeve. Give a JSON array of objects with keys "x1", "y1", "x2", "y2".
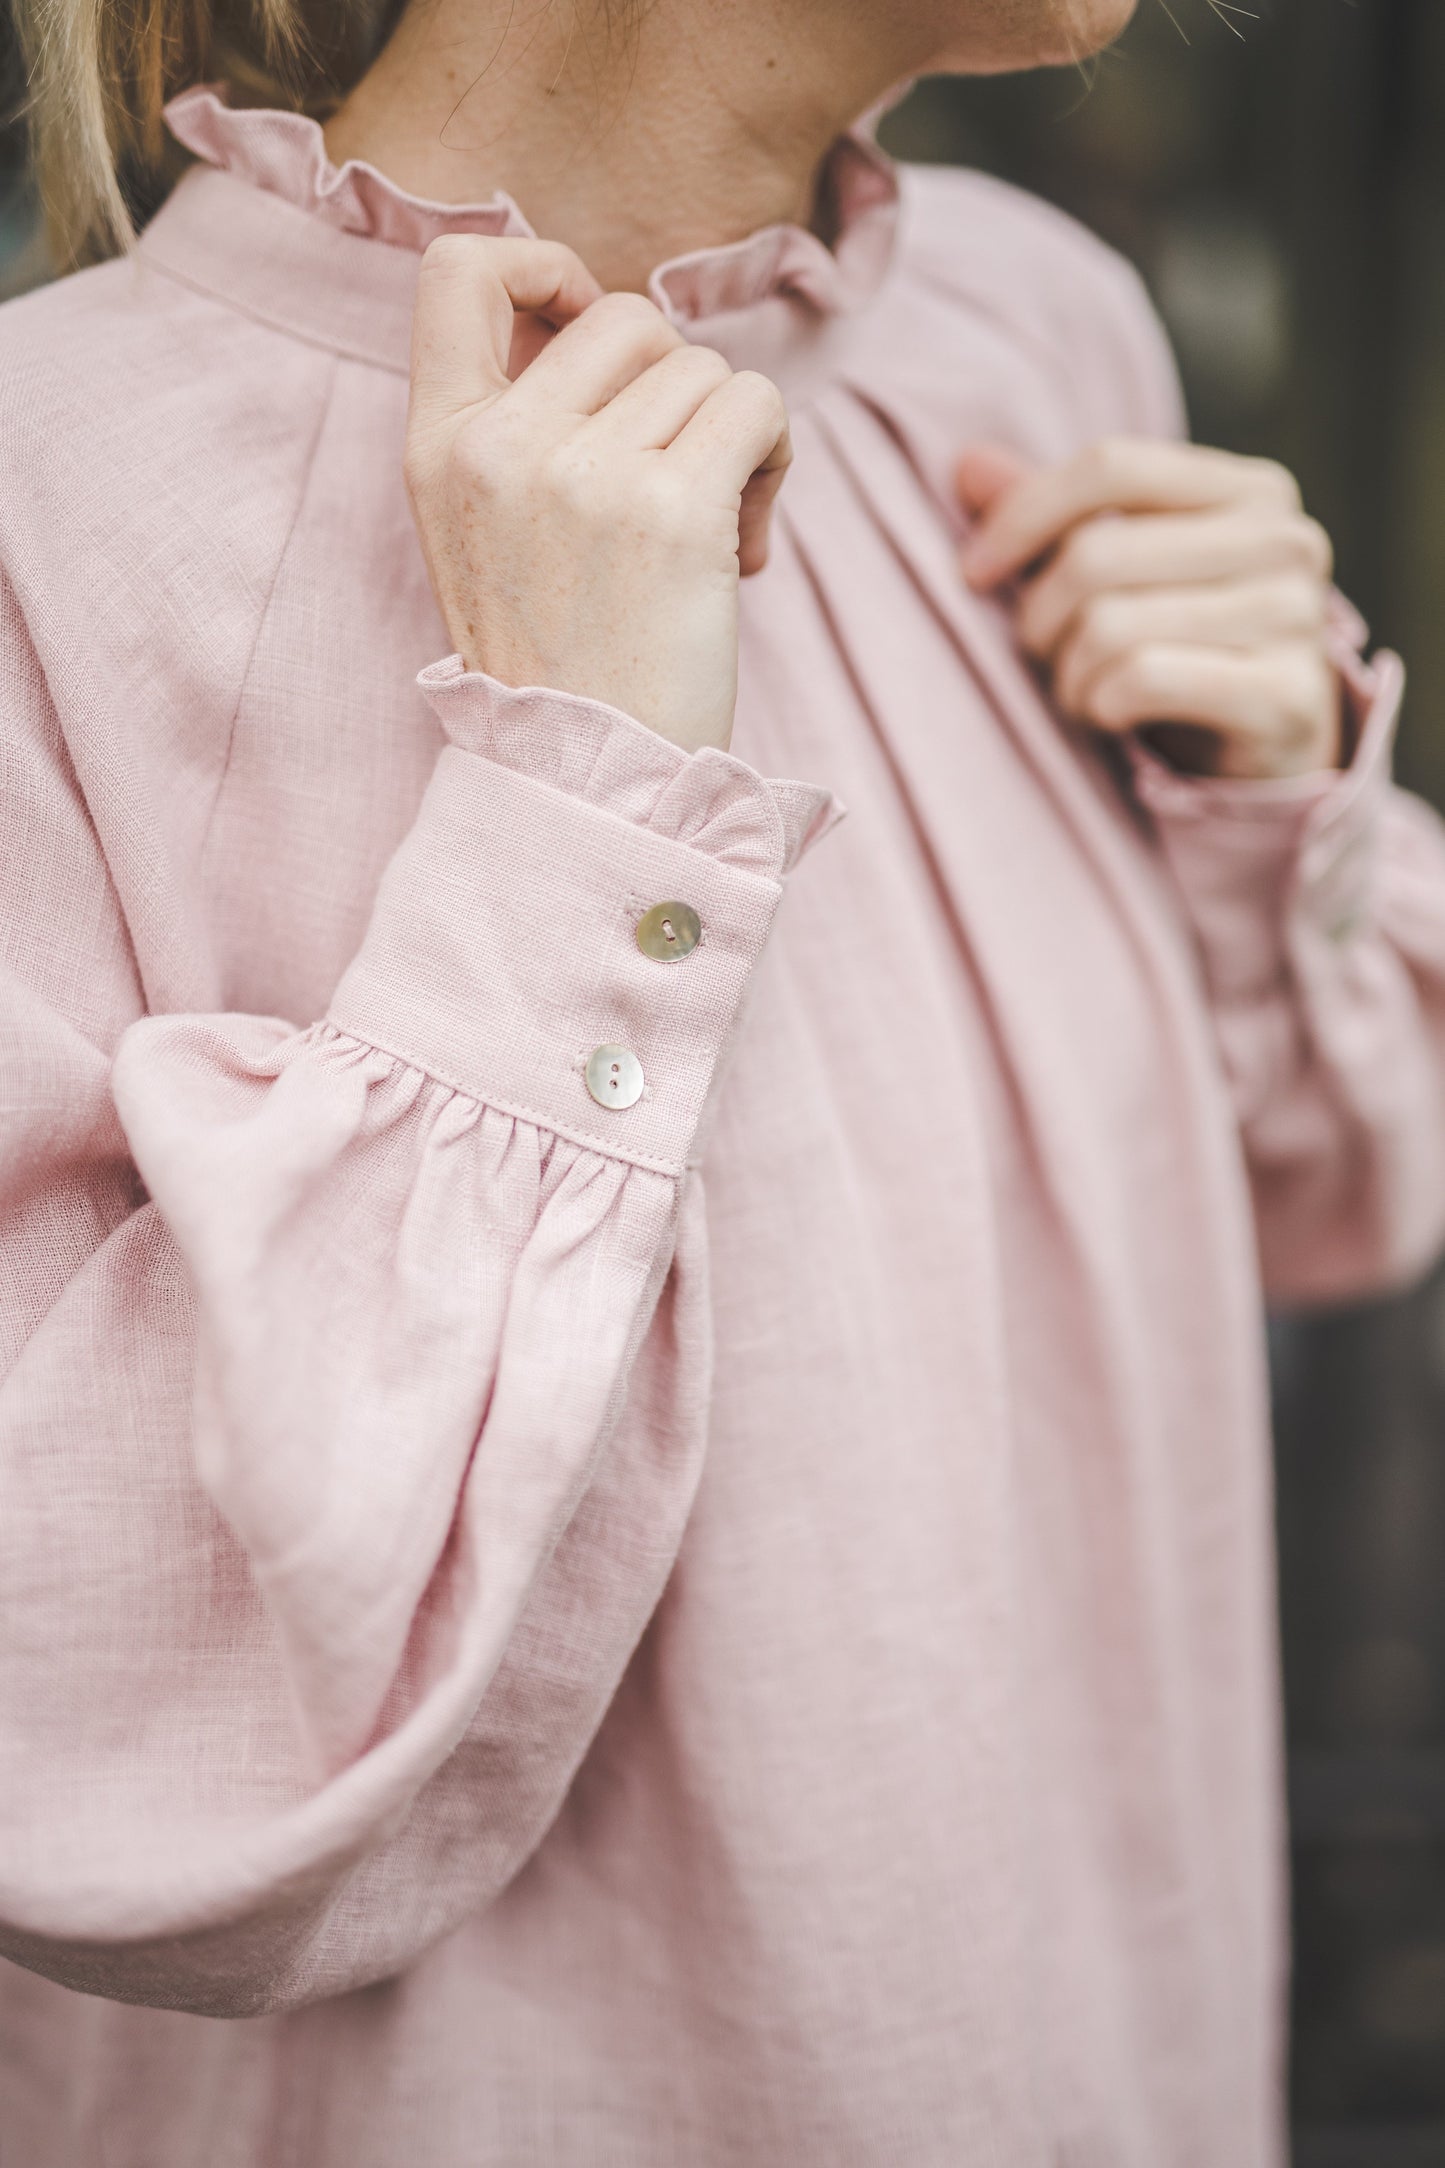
[{"x1": 0, "y1": 586, "x2": 838, "y2": 2016}]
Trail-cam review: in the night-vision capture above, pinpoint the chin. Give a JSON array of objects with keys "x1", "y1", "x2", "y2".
[{"x1": 935, "y1": 0, "x2": 1141, "y2": 73}]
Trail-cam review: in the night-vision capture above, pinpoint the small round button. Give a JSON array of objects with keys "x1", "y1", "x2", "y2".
[
  {"x1": 584, "y1": 1044, "x2": 644, "y2": 1111},
  {"x1": 635, "y1": 901, "x2": 701, "y2": 963}
]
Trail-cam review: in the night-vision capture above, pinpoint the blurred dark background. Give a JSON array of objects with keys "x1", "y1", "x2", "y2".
[{"x1": 3, "y1": 0, "x2": 1443, "y2": 2158}]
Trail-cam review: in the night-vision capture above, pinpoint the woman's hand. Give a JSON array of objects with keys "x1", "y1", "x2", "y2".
[
  {"x1": 955, "y1": 438, "x2": 1342, "y2": 780},
  {"x1": 405, "y1": 235, "x2": 791, "y2": 755}
]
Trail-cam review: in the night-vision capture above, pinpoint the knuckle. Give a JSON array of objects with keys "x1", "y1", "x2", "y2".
[
  {"x1": 731, "y1": 367, "x2": 783, "y2": 404},
  {"x1": 1079, "y1": 590, "x2": 1129, "y2": 655},
  {"x1": 1278, "y1": 572, "x2": 1328, "y2": 629},
  {"x1": 418, "y1": 233, "x2": 493, "y2": 285},
  {"x1": 532, "y1": 238, "x2": 590, "y2": 280},
  {"x1": 539, "y1": 435, "x2": 604, "y2": 506},
  {"x1": 1077, "y1": 440, "x2": 1112, "y2": 489},
  {"x1": 1291, "y1": 515, "x2": 1334, "y2": 579},
  {"x1": 1273, "y1": 648, "x2": 1327, "y2": 727},
  {"x1": 731, "y1": 369, "x2": 789, "y2": 428},
  {"x1": 593, "y1": 288, "x2": 667, "y2": 330},
  {"x1": 676, "y1": 343, "x2": 733, "y2": 394},
  {"x1": 1122, "y1": 643, "x2": 1172, "y2": 707},
  {"x1": 1061, "y1": 520, "x2": 1112, "y2": 590},
  {"x1": 1083, "y1": 435, "x2": 1132, "y2": 488},
  {"x1": 680, "y1": 340, "x2": 729, "y2": 374},
  {"x1": 452, "y1": 439, "x2": 502, "y2": 501},
  {"x1": 1253, "y1": 457, "x2": 1302, "y2": 509},
  {"x1": 1087, "y1": 662, "x2": 1135, "y2": 730},
  {"x1": 1059, "y1": 608, "x2": 1102, "y2": 683}
]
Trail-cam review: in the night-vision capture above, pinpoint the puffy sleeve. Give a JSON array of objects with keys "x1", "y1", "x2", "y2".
[
  {"x1": 1130, "y1": 602, "x2": 1445, "y2": 1305},
  {"x1": 0, "y1": 575, "x2": 838, "y2": 2017}
]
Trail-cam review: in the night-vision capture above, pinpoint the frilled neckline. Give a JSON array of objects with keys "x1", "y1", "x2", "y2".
[{"x1": 162, "y1": 85, "x2": 901, "y2": 331}]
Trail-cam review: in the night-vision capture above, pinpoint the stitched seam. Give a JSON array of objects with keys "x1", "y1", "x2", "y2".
[
  {"x1": 139, "y1": 251, "x2": 409, "y2": 376},
  {"x1": 318, "y1": 1019, "x2": 689, "y2": 1178},
  {"x1": 197, "y1": 350, "x2": 341, "y2": 865}
]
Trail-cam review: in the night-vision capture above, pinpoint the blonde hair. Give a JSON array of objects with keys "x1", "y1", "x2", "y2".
[{"x1": 9, "y1": 0, "x2": 401, "y2": 268}]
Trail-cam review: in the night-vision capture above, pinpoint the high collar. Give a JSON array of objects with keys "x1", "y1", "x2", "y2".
[{"x1": 140, "y1": 85, "x2": 900, "y2": 397}]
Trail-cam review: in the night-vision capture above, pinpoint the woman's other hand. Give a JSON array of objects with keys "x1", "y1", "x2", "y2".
[
  {"x1": 955, "y1": 438, "x2": 1342, "y2": 780},
  {"x1": 405, "y1": 235, "x2": 791, "y2": 755}
]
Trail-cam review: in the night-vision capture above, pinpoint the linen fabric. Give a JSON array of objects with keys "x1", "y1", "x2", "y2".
[{"x1": 2, "y1": 84, "x2": 1444, "y2": 2167}]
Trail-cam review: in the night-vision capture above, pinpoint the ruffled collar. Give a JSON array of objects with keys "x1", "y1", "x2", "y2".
[{"x1": 162, "y1": 85, "x2": 900, "y2": 333}]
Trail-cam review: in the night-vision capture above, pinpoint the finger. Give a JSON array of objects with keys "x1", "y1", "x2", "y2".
[
  {"x1": 667, "y1": 369, "x2": 791, "y2": 494},
  {"x1": 955, "y1": 443, "x2": 1033, "y2": 517},
  {"x1": 1052, "y1": 574, "x2": 1330, "y2": 715},
  {"x1": 1080, "y1": 641, "x2": 1342, "y2": 775},
  {"x1": 409, "y1": 235, "x2": 603, "y2": 423},
  {"x1": 1017, "y1": 510, "x2": 1334, "y2": 657},
  {"x1": 961, "y1": 437, "x2": 1302, "y2": 587},
  {"x1": 585, "y1": 341, "x2": 733, "y2": 449},
  {"x1": 737, "y1": 461, "x2": 788, "y2": 577},
  {"x1": 666, "y1": 371, "x2": 792, "y2": 575},
  {"x1": 506, "y1": 289, "x2": 685, "y2": 418}
]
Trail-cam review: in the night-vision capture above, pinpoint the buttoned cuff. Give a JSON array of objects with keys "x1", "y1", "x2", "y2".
[
  {"x1": 1127, "y1": 613, "x2": 1405, "y2": 1006},
  {"x1": 327, "y1": 665, "x2": 841, "y2": 1176}
]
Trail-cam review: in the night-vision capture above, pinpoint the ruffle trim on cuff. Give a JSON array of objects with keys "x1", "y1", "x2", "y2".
[{"x1": 418, "y1": 656, "x2": 843, "y2": 880}]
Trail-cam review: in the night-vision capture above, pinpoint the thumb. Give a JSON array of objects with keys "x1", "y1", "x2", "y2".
[{"x1": 954, "y1": 442, "x2": 1033, "y2": 518}]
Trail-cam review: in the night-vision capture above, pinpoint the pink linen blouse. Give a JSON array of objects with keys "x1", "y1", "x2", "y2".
[{"x1": 3, "y1": 83, "x2": 1444, "y2": 2168}]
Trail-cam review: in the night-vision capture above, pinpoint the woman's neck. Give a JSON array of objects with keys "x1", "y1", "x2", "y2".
[{"x1": 323, "y1": 0, "x2": 904, "y2": 294}]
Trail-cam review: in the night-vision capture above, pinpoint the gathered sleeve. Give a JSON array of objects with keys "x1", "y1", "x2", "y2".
[
  {"x1": 1130, "y1": 601, "x2": 1445, "y2": 1305},
  {"x1": 0, "y1": 582, "x2": 838, "y2": 2017}
]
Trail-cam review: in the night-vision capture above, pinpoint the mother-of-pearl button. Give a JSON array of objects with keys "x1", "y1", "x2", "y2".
[
  {"x1": 635, "y1": 901, "x2": 701, "y2": 962},
  {"x1": 584, "y1": 1044, "x2": 645, "y2": 1111}
]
